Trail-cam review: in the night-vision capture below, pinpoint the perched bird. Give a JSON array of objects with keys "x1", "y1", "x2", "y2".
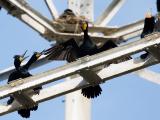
[
  {"x1": 157, "y1": 0, "x2": 160, "y2": 14},
  {"x1": 7, "y1": 51, "x2": 43, "y2": 118},
  {"x1": 140, "y1": 12, "x2": 155, "y2": 59},
  {"x1": 45, "y1": 21, "x2": 130, "y2": 98},
  {"x1": 55, "y1": 9, "x2": 86, "y2": 24},
  {"x1": 141, "y1": 12, "x2": 155, "y2": 38},
  {"x1": 154, "y1": 0, "x2": 160, "y2": 32}
]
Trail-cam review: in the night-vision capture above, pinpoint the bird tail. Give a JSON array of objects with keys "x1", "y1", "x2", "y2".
[
  {"x1": 30, "y1": 106, "x2": 38, "y2": 111},
  {"x1": 81, "y1": 85, "x2": 102, "y2": 99},
  {"x1": 18, "y1": 109, "x2": 30, "y2": 118},
  {"x1": 18, "y1": 105, "x2": 38, "y2": 118}
]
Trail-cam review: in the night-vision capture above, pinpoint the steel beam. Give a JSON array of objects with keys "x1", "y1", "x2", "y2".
[
  {"x1": 44, "y1": 0, "x2": 59, "y2": 19},
  {"x1": 0, "y1": 0, "x2": 143, "y2": 44},
  {"x1": 0, "y1": 0, "x2": 117, "y2": 42},
  {"x1": 0, "y1": 33, "x2": 160, "y2": 99},
  {"x1": 95, "y1": 0, "x2": 126, "y2": 26},
  {"x1": 65, "y1": 77, "x2": 91, "y2": 120},
  {"x1": 135, "y1": 69, "x2": 160, "y2": 85},
  {"x1": 0, "y1": 55, "x2": 158, "y2": 115}
]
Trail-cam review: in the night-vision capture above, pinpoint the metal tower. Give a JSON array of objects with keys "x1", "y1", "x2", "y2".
[{"x1": 0, "y1": 0, "x2": 160, "y2": 119}]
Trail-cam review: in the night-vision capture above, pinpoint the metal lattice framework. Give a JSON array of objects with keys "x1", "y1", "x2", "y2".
[{"x1": 0, "y1": 0, "x2": 160, "y2": 119}]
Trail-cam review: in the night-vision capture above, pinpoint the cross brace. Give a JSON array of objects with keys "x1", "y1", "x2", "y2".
[
  {"x1": 0, "y1": 33, "x2": 160, "y2": 100},
  {"x1": 0, "y1": 0, "x2": 143, "y2": 43},
  {"x1": 0, "y1": 55, "x2": 158, "y2": 115}
]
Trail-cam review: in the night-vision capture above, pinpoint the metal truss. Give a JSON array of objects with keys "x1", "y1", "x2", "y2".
[
  {"x1": 0, "y1": 33, "x2": 160, "y2": 115},
  {"x1": 0, "y1": 0, "x2": 160, "y2": 118},
  {"x1": 0, "y1": 0, "x2": 143, "y2": 43}
]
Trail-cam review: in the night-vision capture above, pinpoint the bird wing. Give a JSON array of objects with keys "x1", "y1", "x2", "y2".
[
  {"x1": 45, "y1": 38, "x2": 79, "y2": 62},
  {"x1": 45, "y1": 44, "x2": 77, "y2": 62}
]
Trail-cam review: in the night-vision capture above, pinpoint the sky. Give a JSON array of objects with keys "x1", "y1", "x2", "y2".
[{"x1": 1, "y1": 0, "x2": 160, "y2": 120}]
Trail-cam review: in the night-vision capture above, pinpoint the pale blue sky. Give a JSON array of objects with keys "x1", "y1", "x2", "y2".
[{"x1": 1, "y1": 0, "x2": 160, "y2": 120}]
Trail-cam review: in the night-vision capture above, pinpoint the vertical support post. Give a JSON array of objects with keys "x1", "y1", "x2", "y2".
[
  {"x1": 44, "y1": 0, "x2": 59, "y2": 19},
  {"x1": 67, "y1": 0, "x2": 94, "y2": 22},
  {"x1": 79, "y1": 0, "x2": 94, "y2": 22},
  {"x1": 67, "y1": 0, "x2": 81, "y2": 16},
  {"x1": 65, "y1": 77, "x2": 91, "y2": 120}
]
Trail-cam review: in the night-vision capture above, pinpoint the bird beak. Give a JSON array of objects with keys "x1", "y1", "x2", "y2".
[
  {"x1": 81, "y1": 22, "x2": 88, "y2": 31},
  {"x1": 20, "y1": 55, "x2": 29, "y2": 62},
  {"x1": 22, "y1": 50, "x2": 28, "y2": 58},
  {"x1": 20, "y1": 50, "x2": 29, "y2": 62}
]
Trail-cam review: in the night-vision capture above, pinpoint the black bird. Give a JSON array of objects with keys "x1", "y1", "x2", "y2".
[
  {"x1": 157, "y1": 0, "x2": 160, "y2": 13},
  {"x1": 141, "y1": 12, "x2": 155, "y2": 38},
  {"x1": 55, "y1": 9, "x2": 86, "y2": 25},
  {"x1": 7, "y1": 51, "x2": 43, "y2": 118},
  {"x1": 45, "y1": 21, "x2": 130, "y2": 98},
  {"x1": 154, "y1": 0, "x2": 160, "y2": 32},
  {"x1": 140, "y1": 12, "x2": 155, "y2": 59}
]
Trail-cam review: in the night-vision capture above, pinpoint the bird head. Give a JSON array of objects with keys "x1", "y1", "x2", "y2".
[
  {"x1": 33, "y1": 52, "x2": 42, "y2": 59},
  {"x1": 145, "y1": 11, "x2": 152, "y2": 18},
  {"x1": 80, "y1": 21, "x2": 88, "y2": 31},
  {"x1": 31, "y1": 49, "x2": 45, "y2": 61},
  {"x1": 13, "y1": 50, "x2": 29, "y2": 68}
]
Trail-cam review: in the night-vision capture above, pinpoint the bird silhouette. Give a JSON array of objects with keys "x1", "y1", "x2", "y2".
[
  {"x1": 7, "y1": 51, "x2": 43, "y2": 118},
  {"x1": 45, "y1": 21, "x2": 131, "y2": 98}
]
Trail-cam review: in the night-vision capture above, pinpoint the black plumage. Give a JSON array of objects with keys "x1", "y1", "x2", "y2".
[
  {"x1": 140, "y1": 14, "x2": 155, "y2": 59},
  {"x1": 157, "y1": 0, "x2": 160, "y2": 12},
  {"x1": 45, "y1": 22, "x2": 130, "y2": 99},
  {"x1": 7, "y1": 51, "x2": 42, "y2": 118},
  {"x1": 141, "y1": 16, "x2": 155, "y2": 38}
]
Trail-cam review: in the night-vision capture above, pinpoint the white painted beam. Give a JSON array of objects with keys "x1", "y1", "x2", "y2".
[
  {"x1": 0, "y1": 20, "x2": 143, "y2": 81},
  {"x1": 79, "y1": 0, "x2": 94, "y2": 22},
  {"x1": 135, "y1": 69, "x2": 160, "y2": 85},
  {"x1": 44, "y1": 0, "x2": 59, "y2": 19},
  {"x1": 0, "y1": 0, "x2": 139, "y2": 44},
  {"x1": 0, "y1": 33, "x2": 160, "y2": 99},
  {"x1": 65, "y1": 77, "x2": 91, "y2": 120},
  {"x1": 95, "y1": 0, "x2": 126, "y2": 26},
  {"x1": 68, "y1": 0, "x2": 81, "y2": 16},
  {"x1": 0, "y1": 55, "x2": 158, "y2": 115},
  {"x1": 108, "y1": 20, "x2": 144, "y2": 37}
]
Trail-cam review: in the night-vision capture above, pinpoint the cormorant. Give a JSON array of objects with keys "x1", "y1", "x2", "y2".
[
  {"x1": 140, "y1": 12, "x2": 155, "y2": 59},
  {"x1": 55, "y1": 9, "x2": 86, "y2": 24},
  {"x1": 44, "y1": 21, "x2": 130, "y2": 98},
  {"x1": 7, "y1": 51, "x2": 43, "y2": 118},
  {"x1": 157, "y1": 0, "x2": 160, "y2": 14},
  {"x1": 154, "y1": 0, "x2": 160, "y2": 32}
]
